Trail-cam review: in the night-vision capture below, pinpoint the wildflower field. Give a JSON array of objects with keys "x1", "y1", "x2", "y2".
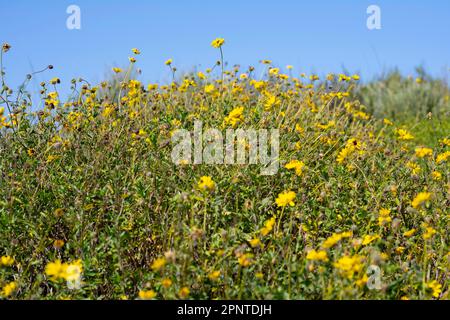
[{"x1": 0, "y1": 40, "x2": 449, "y2": 300}]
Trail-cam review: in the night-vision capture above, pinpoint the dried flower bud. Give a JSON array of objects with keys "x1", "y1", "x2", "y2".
[{"x1": 2, "y1": 43, "x2": 11, "y2": 52}]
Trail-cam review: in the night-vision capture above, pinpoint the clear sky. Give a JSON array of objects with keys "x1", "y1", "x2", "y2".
[{"x1": 1, "y1": 0, "x2": 449, "y2": 98}]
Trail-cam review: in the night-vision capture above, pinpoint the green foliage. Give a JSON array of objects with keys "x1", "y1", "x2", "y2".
[{"x1": 0, "y1": 47, "x2": 448, "y2": 300}]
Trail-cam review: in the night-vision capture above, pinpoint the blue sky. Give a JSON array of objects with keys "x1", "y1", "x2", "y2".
[{"x1": 1, "y1": 0, "x2": 449, "y2": 98}]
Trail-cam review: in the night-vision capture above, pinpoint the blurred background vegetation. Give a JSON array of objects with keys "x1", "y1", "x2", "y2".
[
  {"x1": 355, "y1": 67, "x2": 449, "y2": 119},
  {"x1": 354, "y1": 67, "x2": 449, "y2": 146}
]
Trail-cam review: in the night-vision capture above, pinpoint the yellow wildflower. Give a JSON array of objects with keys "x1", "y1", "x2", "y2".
[
  {"x1": 148, "y1": 83, "x2": 158, "y2": 90},
  {"x1": 383, "y1": 118, "x2": 394, "y2": 126},
  {"x1": 139, "y1": 289, "x2": 156, "y2": 300},
  {"x1": 0, "y1": 255, "x2": 14, "y2": 267},
  {"x1": 355, "y1": 274, "x2": 368, "y2": 287},
  {"x1": 362, "y1": 234, "x2": 380, "y2": 246},
  {"x1": 336, "y1": 138, "x2": 362, "y2": 164},
  {"x1": 426, "y1": 280, "x2": 442, "y2": 298},
  {"x1": 396, "y1": 129, "x2": 414, "y2": 141},
  {"x1": 197, "y1": 71, "x2": 206, "y2": 80},
  {"x1": 333, "y1": 255, "x2": 363, "y2": 279},
  {"x1": 316, "y1": 120, "x2": 335, "y2": 130},
  {"x1": 322, "y1": 231, "x2": 352, "y2": 249},
  {"x1": 436, "y1": 151, "x2": 450, "y2": 164},
  {"x1": 378, "y1": 208, "x2": 392, "y2": 226},
  {"x1": 102, "y1": 105, "x2": 115, "y2": 118},
  {"x1": 295, "y1": 124, "x2": 304, "y2": 134},
  {"x1": 395, "y1": 246, "x2": 406, "y2": 254},
  {"x1": 208, "y1": 271, "x2": 221, "y2": 281},
  {"x1": 439, "y1": 138, "x2": 450, "y2": 147},
  {"x1": 422, "y1": 224, "x2": 437, "y2": 240},
  {"x1": 403, "y1": 228, "x2": 417, "y2": 237},
  {"x1": 406, "y1": 161, "x2": 421, "y2": 175},
  {"x1": 431, "y1": 171, "x2": 442, "y2": 180},
  {"x1": 50, "y1": 77, "x2": 60, "y2": 85},
  {"x1": 204, "y1": 84, "x2": 215, "y2": 94},
  {"x1": 269, "y1": 68, "x2": 279, "y2": 76},
  {"x1": 211, "y1": 38, "x2": 225, "y2": 48},
  {"x1": 415, "y1": 147, "x2": 433, "y2": 158},
  {"x1": 224, "y1": 106, "x2": 244, "y2": 128},
  {"x1": 151, "y1": 257, "x2": 166, "y2": 271},
  {"x1": 198, "y1": 176, "x2": 215, "y2": 192},
  {"x1": 285, "y1": 160, "x2": 306, "y2": 176},
  {"x1": 306, "y1": 249, "x2": 329, "y2": 262},
  {"x1": 260, "y1": 216, "x2": 275, "y2": 236},
  {"x1": 411, "y1": 192, "x2": 432, "y2": 209},
  {"x1": 237, "y1": 253, "x2": 253, "y2": 267},
  {"x1": 161, "y1": 278, "x2": 172, "y2": 288},
  {"x1": 53, "y1": 239, "x2": 65, "y2": 249},
  {"x1": 45, "y1": 260, "x2": 68, "y2": 281},
  {"x1": 263, "y1": 92, "x2": 280, "y2": 110},
  {"x1": 249, "y1": 238, "x2": 261, "y2": 248},
  {"x1": 179, "y1": 286, "x2": 190, "y2": 298},
  {"x1": 275, "y1": 190, "x2": 296, "y2": 207},
  {"x1": 1, "y1": 281, "x2": 17, "y2": 298}
]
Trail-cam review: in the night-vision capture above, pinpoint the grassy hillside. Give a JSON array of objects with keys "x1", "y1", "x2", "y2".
[{"x1": 0, "y1": 44, "x2": 449, "y2": 300}]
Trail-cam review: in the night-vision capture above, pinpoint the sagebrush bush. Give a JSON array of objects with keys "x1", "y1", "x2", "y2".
[{"x1": 355, "y1": 68, "x2": 450, "y2": 120}]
